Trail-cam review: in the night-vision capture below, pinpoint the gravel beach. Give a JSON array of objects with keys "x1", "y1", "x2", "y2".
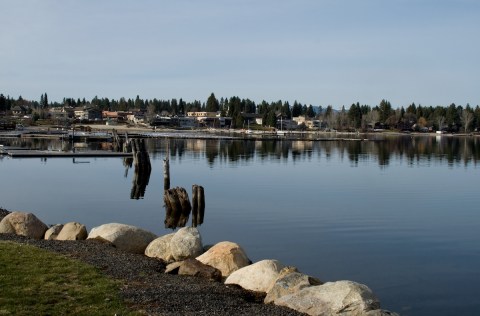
[{"x1": 0, "y1": 221, "x2": 304, "y2": 315}]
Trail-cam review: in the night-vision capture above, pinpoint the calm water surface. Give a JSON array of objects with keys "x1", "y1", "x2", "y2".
[{"x1": 1, "y1": 135, "x2": 479, "y2": 315}]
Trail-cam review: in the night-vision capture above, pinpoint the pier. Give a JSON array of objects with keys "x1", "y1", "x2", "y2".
[{"x1": 2, "y1": 149, "x2": 132, "y2": 158}]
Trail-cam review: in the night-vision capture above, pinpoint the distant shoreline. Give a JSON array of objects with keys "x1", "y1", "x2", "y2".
[{"x1": 2, "y1": 123, "x2": 480, "y2": 140}]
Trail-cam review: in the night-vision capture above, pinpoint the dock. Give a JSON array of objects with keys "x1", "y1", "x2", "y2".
[{"x1": 3, "y1": 150, "x2": 133, "y2": 158}]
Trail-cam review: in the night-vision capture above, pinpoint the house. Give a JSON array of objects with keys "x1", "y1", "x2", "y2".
[
  {"x1": 151, "y1": 115, "x2": 178, "y2": 127},
  {"x1": 74, "y1": 106, "x2": 102, "y2": 121},
  {"x1": 11, "y1": 105, "x2": 27, "y2": 117},
  {"x1": 293, "y1": 116, "x2": 321, "y2": 130},
  {"x1": 186, "y1": 111, "x2": 218, "y2": 118},
  {"x1": 186, "y1": 111, "x2": 229, "y2": 128},
  {"x1": 276, "y1": 114, "x2": 298, "y2": 130},
  {"x1": 102, "y1": 111, "x2": 119, "y2": 120},
  {"x1": 49, "y1": 106, "x2": 74, "y2": 121},
  {"x1": 242, "y1": 113, "x2": 263, "y2": 126},
  {"x1": 178, "y1": 116, "x2": 197, "y2": 128},
  {"x1": 127, "y1": 111, "x2": 146, "y2": 124}
]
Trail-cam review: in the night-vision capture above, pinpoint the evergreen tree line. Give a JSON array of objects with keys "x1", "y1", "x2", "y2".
[{"x1": 1, "y1": 92, "x2": 479, "y2": 131}]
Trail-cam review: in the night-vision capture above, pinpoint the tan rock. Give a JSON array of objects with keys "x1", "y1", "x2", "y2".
[
  {"x1": 88, "y1": 223, "x2": 157, "y2": 254},
  {"x1": 196, "y1": 241, "x2": 250, "y2": 277},
  {"x1": 0, "y1": 211, "x2": 48, "y2": 239},
  {"x1": 56, "y1": 222, "x2": 88, "y2": 240},
  {"x1": 44, "y1": 224, "x2": 64, "y2": 240},
  {"x1": 166, "y1": 258, "x2": 221, "y2": 282},
  {"x1": 224, "y1": 259, "x2": 285, "y2": 293},
  {"x1": 145, "y1": 233, "x2": 175, "y2": 262},
  {"x1": 264, "y1": 271, "x2": 322, "y2": 304},
  {"x1": 170, "y1": 227, "x2": 203, "y2": 261},
  {"x1": 274, "y1": 280, "x2": 381, "y2": 316}
]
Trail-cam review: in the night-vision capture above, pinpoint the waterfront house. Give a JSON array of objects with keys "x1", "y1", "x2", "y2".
[
  {"x1": 74, "y1": 106, "x2": 102, "y2": 121},
  {"x1": 187, "y1": 111, "x2": 229, "y2": 128},
  {"x1": 11, "y1": 105, "x2": 27, "y2": 117}
]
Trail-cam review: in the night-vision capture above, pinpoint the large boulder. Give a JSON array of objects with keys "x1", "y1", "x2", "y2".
[
  {"x1": 145, "y1": 233, "x2": 175, "y2": 262},
  {"x1": 265, "y1": 271, "x2": 322, "y2": 304},
  {"x1": 56, "y1": 222, "x2": 88, "y2": 240},
  {"x1": 196, "y1": 241, "x2": 250, "y2": 277},
  {"x1": 224, "y1": 259, "x2": 285, "y2": 293},
  {"x1": 170, "y1": 227, "x2": 203, "y2": 261},
  {"x1": 44, "y1": 224, "x2": 64, "y2": 240},
  {"x1": 87, "y1": 223, "x2": 156, "y2": 254},
  {"x1": 165, "y1": 258, "x2": 222, "y2": 282},
  {"x1": 0, "y1": 211, "x2": 48, "y2": 239},
  {"x1": 274, "y1": 280, "x2": 381, "y2": 316}
]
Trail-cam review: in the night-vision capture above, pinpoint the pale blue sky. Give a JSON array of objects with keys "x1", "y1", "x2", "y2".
[{"x1": 1, "y1": 0, "x2": 478, "y2": 109}]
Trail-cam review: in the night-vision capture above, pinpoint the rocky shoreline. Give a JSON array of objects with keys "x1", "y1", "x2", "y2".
[
  {"x1": 0, "y1": 209, "x2": 302, "y2": 315},
  {"x1": 0, "y1": 210, "x2": 398, "y2": 315},
  {"x1": 0, "y1": 234, "x2": 305, "y2": 315}
]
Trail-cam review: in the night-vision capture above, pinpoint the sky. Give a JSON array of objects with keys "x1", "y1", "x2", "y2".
[{"x1": 1, "y1": 0, "x2": 479, "y2": 109}]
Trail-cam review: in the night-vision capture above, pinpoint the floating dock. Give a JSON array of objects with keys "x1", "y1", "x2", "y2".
[{"x1": 4, "y1": 150, "x2": 133, "y2": 158}]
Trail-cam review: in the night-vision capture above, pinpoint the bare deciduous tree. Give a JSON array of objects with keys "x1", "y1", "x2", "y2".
[
  {"x1": 437, "y1": 116, "x2": 446, "y2": 131},
  {"x1": 461, "y1": 110, "x2": 474, "y2": 133},
  {"x1": 363, "y1": 110, "x2": 379, "y2": 130}
]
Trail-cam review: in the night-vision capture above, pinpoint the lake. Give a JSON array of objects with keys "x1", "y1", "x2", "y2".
[{"x1": 1, "y1": 134, "x2": 480, "y2": 315}]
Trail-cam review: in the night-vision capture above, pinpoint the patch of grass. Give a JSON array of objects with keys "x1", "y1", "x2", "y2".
[{"x1": 0, "y1": 241, "x2": 140, "y2": 315}]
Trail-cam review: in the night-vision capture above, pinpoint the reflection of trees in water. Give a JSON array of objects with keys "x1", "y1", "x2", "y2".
[
  {"x1": 345, "y1": 141, "x2": 362, "y2": 166},
  {"x1": 147, "y1": 136, "x2": 480, "y2": 167},
  {"x1": 5, "y1": 136, "x2": 480, "y2": 168}
]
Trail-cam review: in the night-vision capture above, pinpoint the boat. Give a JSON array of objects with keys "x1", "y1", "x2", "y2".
[{"x1": 276, "y1": 116, "x2": 288, "y2": 136}]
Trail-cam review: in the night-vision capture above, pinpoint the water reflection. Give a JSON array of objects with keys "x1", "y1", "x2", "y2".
[
  {"x1": 127, "y1": 139, "x2": 152, "y2": 200},
  {"x1": 153, "y1": 136, "x2": 480, "y2": 168},
  {"x1": 125, "y1": 156, "x2": 151, "y2": 200},
  {"x1": 2, "y1": 135, "x2": 480, "y2": 168}
]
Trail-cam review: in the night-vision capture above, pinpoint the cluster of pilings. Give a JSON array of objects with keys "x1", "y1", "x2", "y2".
[
  {"x1": 115, "y1": 133, "x2": 205, "y2": 226},
  {"x1": 163, "y1": 148, "x2": 205, "y2": 228},
  {"x1": 163, "y1": 185, "x2": 205, "y2": 229}
]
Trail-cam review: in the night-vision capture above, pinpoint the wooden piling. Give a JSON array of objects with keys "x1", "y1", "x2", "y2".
[
  {"x1": 164, "y1": 187, "x2": 192, "y2": 229},
  {"x1": 192, "y1": 185, "x2": 198, "y2": 227},
  {"x1": 112, "y1": 129, "x2": 123, "y2": 152},
  {"x1": 163, "y1": 158, "x2": 170, "y2": 191},
  {"x1": 177, "y1": 187, "x2": 192, "y2": 227},
  {"x1": 129, "y1": 138, "x2": 151, "y2": 199},
  {"x1": 191, "y1": 184, "x2": 205, "y2": 227}
]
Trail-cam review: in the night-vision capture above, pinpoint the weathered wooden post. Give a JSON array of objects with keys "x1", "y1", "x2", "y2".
[
  {"x1": 177, "y1": 187, "x2": 192, "y2": 227},
  {"x1": 163, "y1": 158, "x2": 170, "y2": 191},
  {"x1": 164, "y1": 188, "x2": 181, "y2": 228},
  {"x1": 191, "y1": 184, "x2": 205, "y2": 227},
  {"x1": 122, "y1": 132, "x2": 131, "y2": 153},
  {"x1": 130, "y1": 138, "x2": 151, "y2": 199},
  {"x1": 112, "y1": 129, "x2": 124, "y2": 152},
  {"x1": 164, "y1": 187, "x2": 192, "y2": 229}
]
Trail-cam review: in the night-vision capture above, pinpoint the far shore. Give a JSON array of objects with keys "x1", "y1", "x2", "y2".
[{"x1": 2, "y1": 123, "x2": 480, "y2": 140}]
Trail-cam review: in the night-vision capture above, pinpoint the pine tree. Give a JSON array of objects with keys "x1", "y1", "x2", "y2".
[
  {"x1": 206, "y1": 93, "x2": 219, "y2": 112},
  {"x1": 43, "y1": 93, "x2": 48, "y2": 109}
]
